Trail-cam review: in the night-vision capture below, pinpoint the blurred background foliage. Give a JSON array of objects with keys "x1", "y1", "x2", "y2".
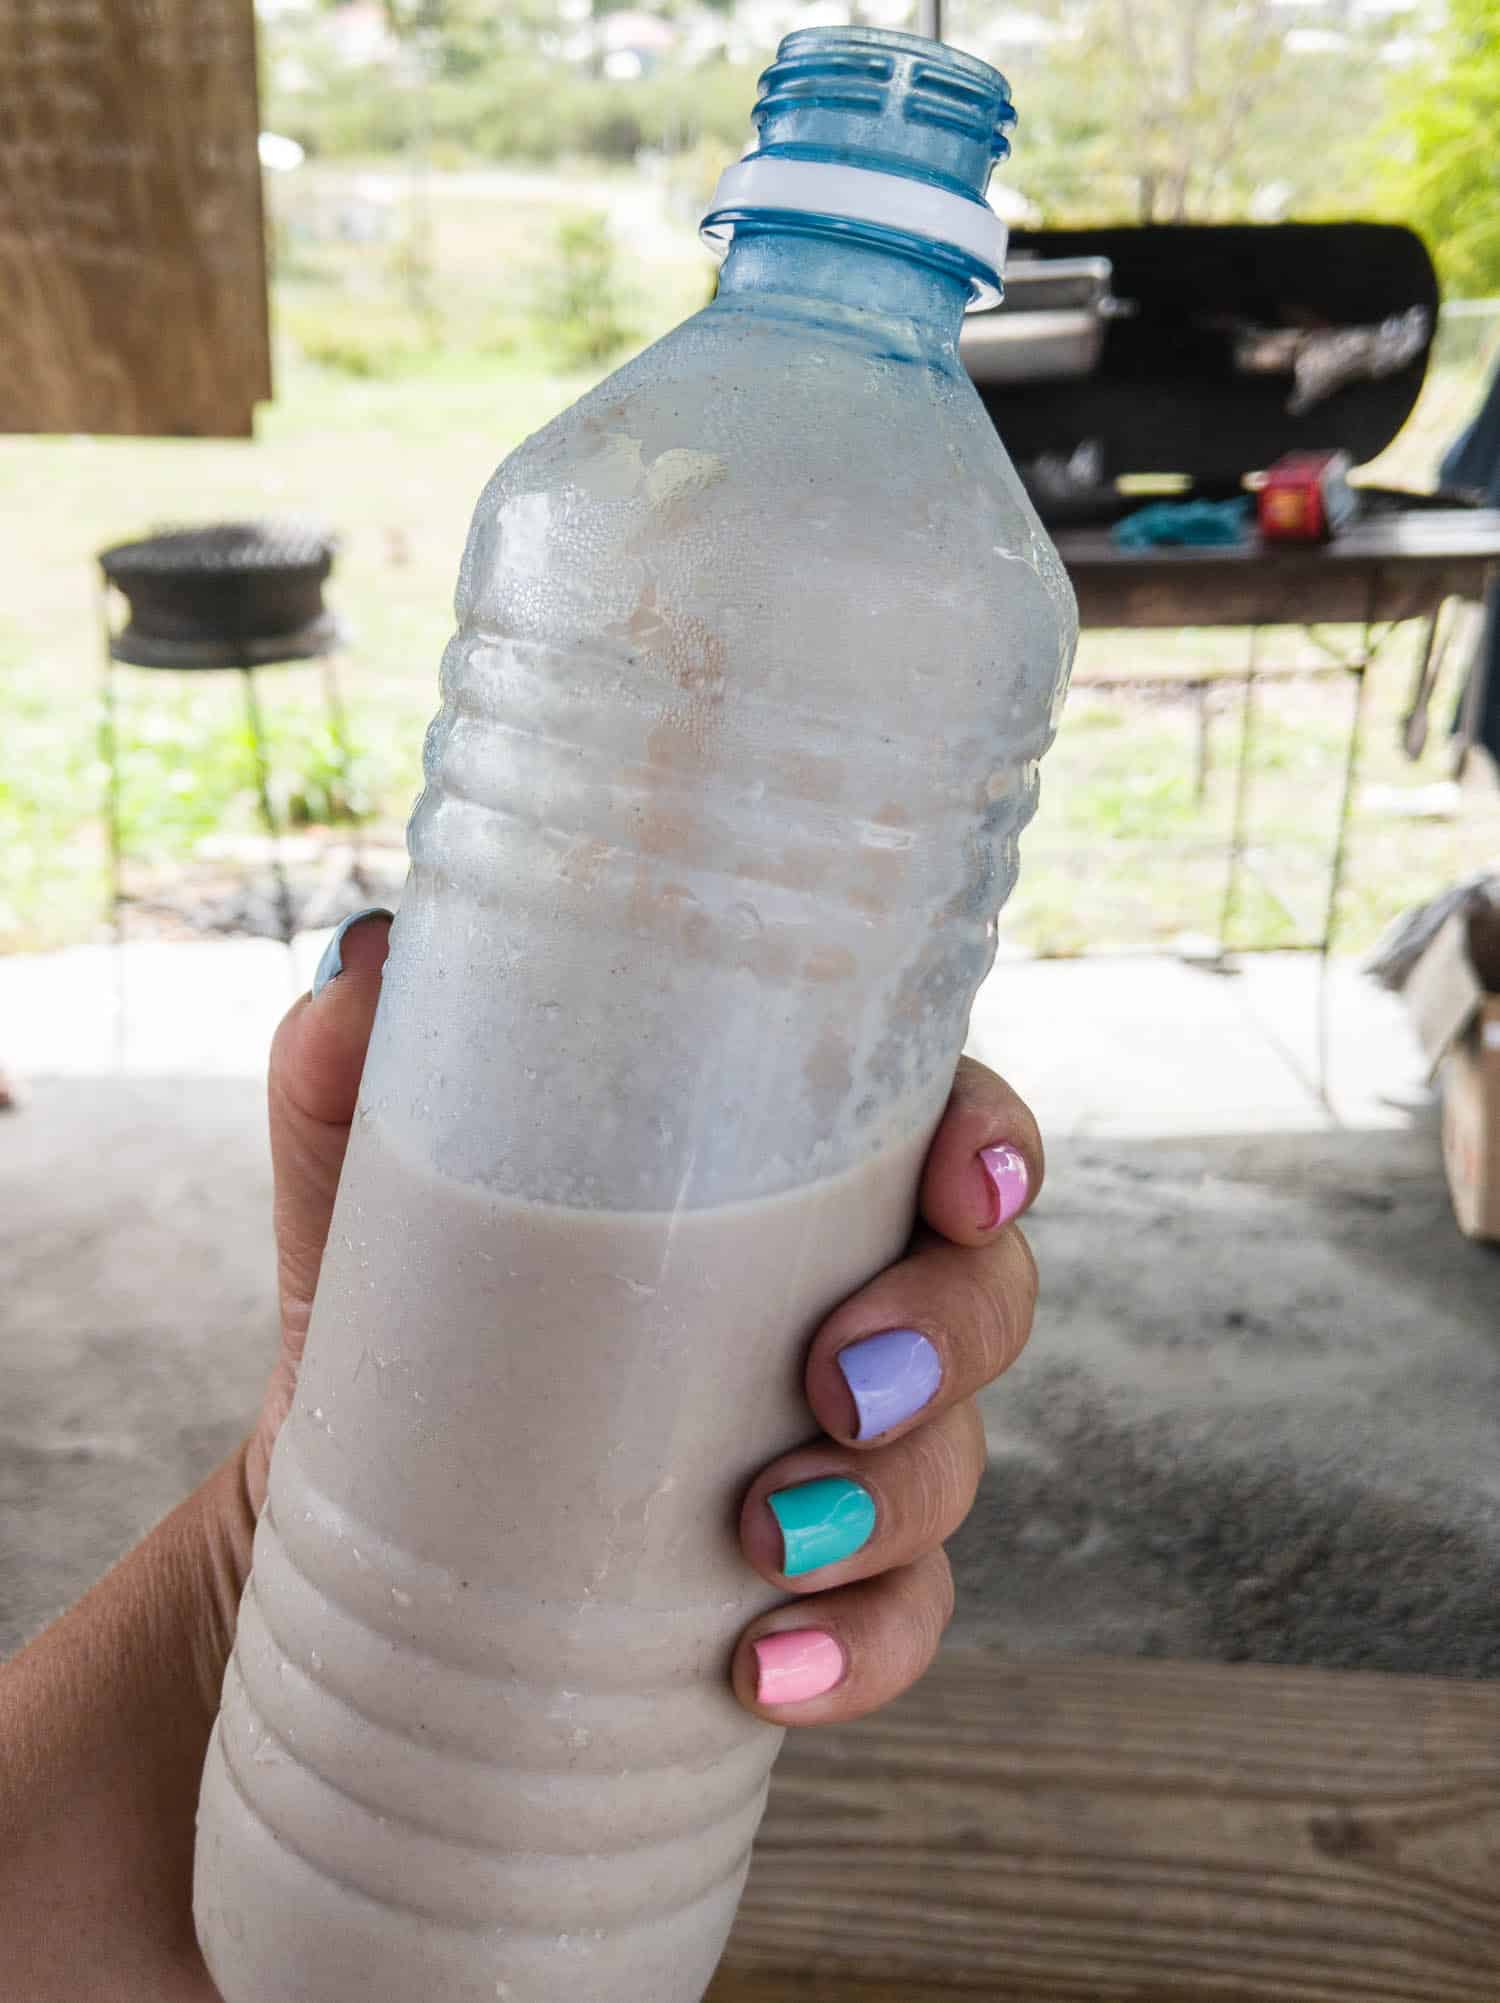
[
  {"x1": 7, "y1": 0, "x2": 1500, "y2": 953},
  {"x1": 260, "y1": 0, "x2": 1500, "y2": 293}
]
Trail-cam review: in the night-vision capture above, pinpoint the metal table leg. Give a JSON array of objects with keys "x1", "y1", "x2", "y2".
[
  {"x1": 240, "y1": 665, "x2": 298, "y2": 947},
  {"x1": 1315, "y1": 586, "x2": 1378, "y2": 1105},
  {"x1": 1453, "y1": 582, "x2": 1495, "y2": 780},
  {"x1": 1401, "y1": 603, "x2": 1445, "y2": 761},
  {"x1": 1218, "y1": 627, "x2": 1261, "y2": 959},
  {"x1": 319, "y1": 650, "x2": 368, "y2": 894},
  {"x1": 96, "y1": 584, "x2": 125, "y2": 944},
  {"x1": 1192, "y1": 679, "x2": 1211, "y2": 806}
]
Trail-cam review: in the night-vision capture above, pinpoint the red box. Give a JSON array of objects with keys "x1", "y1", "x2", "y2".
[{"x1": 1257, "y1": 450, "x2": 1358, "y2": 543}]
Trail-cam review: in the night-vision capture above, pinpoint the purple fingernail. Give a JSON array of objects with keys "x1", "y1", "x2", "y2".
[
  {"x1": 836, "y1": 1327, "x2": 942, "y2": 1440},
  {"x1": 980, "y1": 1144, "x2": 1029, "y2": 1229}
]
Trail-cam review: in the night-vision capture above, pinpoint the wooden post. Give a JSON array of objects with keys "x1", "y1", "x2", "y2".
[{"x1": 0, "y1": 0, "x2": 271, "y2": 437}]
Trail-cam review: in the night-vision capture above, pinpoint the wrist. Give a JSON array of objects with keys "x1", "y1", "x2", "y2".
[
  {"x1": 0, "y1": 1447, "x2": 260, "y2": 2001},
  {"x1": 175, "y1": 1444, "x2": 260, "y2": 1718}
]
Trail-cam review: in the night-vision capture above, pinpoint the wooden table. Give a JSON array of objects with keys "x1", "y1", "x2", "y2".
[{"x1": 712, "y1": 1647, "x2": 1500, "y2": 2001}]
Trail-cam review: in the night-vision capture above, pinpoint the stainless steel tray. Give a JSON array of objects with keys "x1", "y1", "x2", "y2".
[
  {"x1": 961, "y1": 307, "x2": 1106, "y2": 385},
  {"x1": 961, "y1": 256, "x2": 1123, "y2": 386}
]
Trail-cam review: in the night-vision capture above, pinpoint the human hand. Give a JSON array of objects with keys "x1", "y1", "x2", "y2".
[
  {"x1": 0, "y1": 906, "x2": 1041, "y2": 2002},
  {"x1": 251, "y1": 908, "x2": 1042, "y2": 1724}
]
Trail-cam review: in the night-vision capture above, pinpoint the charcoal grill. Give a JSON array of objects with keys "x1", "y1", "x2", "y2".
[
  {"x1": 970, "y1": 220, "x2": 1442, "y2": 521},
  {"x1": 97, "y1": 521, "x2": 353, "y2": 945}
]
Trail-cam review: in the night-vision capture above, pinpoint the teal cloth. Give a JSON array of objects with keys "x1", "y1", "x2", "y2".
[{"x1": 1113, "y1": 498, "x2": 1251, "y2": 549}]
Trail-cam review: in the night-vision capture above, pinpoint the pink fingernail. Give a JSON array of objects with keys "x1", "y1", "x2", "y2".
[
  {"x1": 980, "y1": 1144, "x2": 1029, "y2": 1228},
  {"x1": 753, "y1": 1629, "x2": 846, "y2": 1706}
]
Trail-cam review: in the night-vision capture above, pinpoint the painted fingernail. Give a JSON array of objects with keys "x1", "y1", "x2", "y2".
[
  {"x1": 312, "y1": 908, "x2": 393, "y2": 998},
  {"x1": 754, "y1": 1628, "x2": 846, "y2": 1706},
  {"x1": 837, "y1": 1327, "x2": 942, "y2": 1440},
  {"x1": 980, "y1": 1144, "x2": 1029, "y2": 1228},
  {"x1": 768, "y1": 1476, "x2": 876, "y2": 1578}
]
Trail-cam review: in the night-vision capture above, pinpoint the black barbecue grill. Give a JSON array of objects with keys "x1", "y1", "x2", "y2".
[
  {"x1": 964, "y1": 220, "x2": 1444, "y2": 522},
  {"x1": 97, "y1": 521, "x2": 355, "y2": 944},
  {"x1": 98, "y1": 522, "x2": 340, "y2": 668}
]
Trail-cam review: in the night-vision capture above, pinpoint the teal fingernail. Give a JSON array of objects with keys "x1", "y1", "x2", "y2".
[
  {"x1": 768, "y1": 1476, "x2": 876, "y2": 1579},
  {"x1": 312, "y1": 907, "x2": 393, "y2": 998}
]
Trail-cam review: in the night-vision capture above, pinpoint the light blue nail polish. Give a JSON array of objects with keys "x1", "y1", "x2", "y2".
[
  {"x1": 312, "y1": 907, "x2": 393, "y2": 998},
  {"x1": 768, "y1": 1476, "x2": 876, "y2": 1579}
]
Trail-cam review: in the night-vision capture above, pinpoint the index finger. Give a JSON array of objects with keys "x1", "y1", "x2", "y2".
[{"x1": 918, "y1": 1054, "x2": 1043, "y2": 1246}]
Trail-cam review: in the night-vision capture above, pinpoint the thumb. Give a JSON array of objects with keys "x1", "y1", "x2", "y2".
[{"x1": 251, "y1": 910, "x2": 392, "y2": 1507}]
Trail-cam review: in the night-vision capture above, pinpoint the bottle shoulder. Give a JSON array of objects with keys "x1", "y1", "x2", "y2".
[{"x1": 464, "y1": 304, "x2": 1066, "y2": 620}]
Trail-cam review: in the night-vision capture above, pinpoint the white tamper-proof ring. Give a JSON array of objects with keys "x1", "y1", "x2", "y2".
[{"x1": 701, "y1": 156, "x2": 1009, "y2": 309}]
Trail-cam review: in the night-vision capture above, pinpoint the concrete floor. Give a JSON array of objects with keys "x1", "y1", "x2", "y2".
[{"x1": 3, "y1": 936, "x2": 1496, "y2": 1672}]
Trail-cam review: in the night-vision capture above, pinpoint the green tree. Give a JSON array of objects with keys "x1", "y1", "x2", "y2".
[
  {"x1": 1384, "y1": 0, "x2": 1500, "y2": 297},
  {"x1": 308, "y1": 0, "x2": 550, "y2": 73},
  {"x1": 534, "y1": 211, "x2": 635, "y2": 367},
  {"x1": 980, "y1": 0, "x2": 1391, "y2": 226}
]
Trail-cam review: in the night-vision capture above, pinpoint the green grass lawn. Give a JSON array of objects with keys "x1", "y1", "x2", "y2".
[
  {"x1": 0, "y1": 342, "x2": 590, "y2": 948},
  {"x1": 3, "y1": 175, "x2": 1499, "y2": 957}
]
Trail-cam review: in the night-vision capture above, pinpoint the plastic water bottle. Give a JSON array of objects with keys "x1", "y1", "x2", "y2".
[{"x1": 195, "y1": 27, "x2": 1075, "y2": 2002}]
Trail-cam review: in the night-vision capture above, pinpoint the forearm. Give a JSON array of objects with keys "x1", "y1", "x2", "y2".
[{"x1": 0, "y1": 1449, "x2": 255, "y2": 2002}]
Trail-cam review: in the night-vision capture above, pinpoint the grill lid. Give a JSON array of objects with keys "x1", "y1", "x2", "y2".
[
  {"x1": 99, "y1": 521, "x2": 335, "y2": 583},
  {"x1": 971, "y1": 221, "x2": 1440, "y2": 507},
  {"x1": 98, "y1": 520, "x2": 340, "y2": 670}
]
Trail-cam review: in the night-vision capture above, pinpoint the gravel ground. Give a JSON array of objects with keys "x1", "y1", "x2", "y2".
[{"x1": 953, "y1": 1127, "x2": 1500, "y2": 1675}]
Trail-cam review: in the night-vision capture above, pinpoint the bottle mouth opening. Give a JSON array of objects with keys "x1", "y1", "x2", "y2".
[
  {"x1": 774, "y1": 25, "x2": 1011, "y2": 96},
  {"x1": 755, "y1": 26, "x2": 1017, "y2": 172}
]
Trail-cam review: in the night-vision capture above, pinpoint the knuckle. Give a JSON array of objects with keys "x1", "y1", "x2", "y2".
[
  {"x1": 1009, "y1": 1225, "x2": 1040, "y2": 1318},
  {"x1": 955, "y1": 1399, "x2": 987, "y2": 1506},
  {"x1": 909, "y1": 1550, "x2": 956, "y2": 1657},
  {"x1": 900, "y1": 1411, "x2": 982, "y2": 1548},
  {"x1": 956, "y1": 1251, "x2": 1028, "y2": 1378},
  {"x1": 932, "y1": 1549, "x2": 957, "y2": 1632}
]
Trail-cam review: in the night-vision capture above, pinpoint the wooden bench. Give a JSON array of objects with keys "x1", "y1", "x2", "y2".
[{"x1": 712, "y1": 1648, "x2": 1500, "y2": 2001}]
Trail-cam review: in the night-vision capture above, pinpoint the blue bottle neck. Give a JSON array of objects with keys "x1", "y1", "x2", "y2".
[{"x1": 714, "y1": 225, "x2": 971, "y2": 356}]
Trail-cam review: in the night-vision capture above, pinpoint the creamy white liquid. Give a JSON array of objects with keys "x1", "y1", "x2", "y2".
[{"x1": 196, "y1": 1115, "x2": 929, "y2": 2002}]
